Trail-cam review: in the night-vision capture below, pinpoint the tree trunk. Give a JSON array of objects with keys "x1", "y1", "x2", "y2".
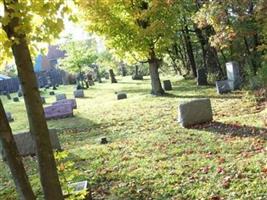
[
  {"x1": 183, "y1": 26, "x2": 197, "y2": 77},
  {"x1": 0, "y1": 100, "x2": 35, "y2": 200},
  {"x1": 3, "y1": 1, "x2": 64, "y2": 199},
  {"x1": 148, "y1": 50, "x2": 164, "y2": 96}
]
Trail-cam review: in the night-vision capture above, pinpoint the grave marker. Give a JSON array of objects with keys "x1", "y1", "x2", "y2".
[
  {"x1": 197, "y1": 69, "x2": 208, "y2": 85},
  {"x1": 56, "y1": 93, "x2": 67, "y2": 101},
  {"x1": 44, "y1": 103, "x2": 73, "y2": 120},
  {"x1": 163, "y1": 80, "x2": 172, "y2": 91},
  {"x1": 226, "y1": 61, "x2": 241, "y2": 90},
  {"x1": 74, "y1": 90, "x2": 84, "y2": 98},
  {"x1": 52, "y1": 99, "x2": 77, "y2": 109},
  {"x1": 117, "y1": 93, "x2": 127, "y2": 100},
  {"x1": 216, "y1": 80, "x2": 233, "y2": 94}
]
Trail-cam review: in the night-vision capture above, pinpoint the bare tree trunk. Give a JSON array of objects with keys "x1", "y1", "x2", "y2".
[
  {"x1": 148, "y1": 49, "x2": 164, "y2": 96},
  {"x1": 3, "y1": 1, "x2": 64, "y2": 199},
  {"x1": 0, "y1": 100, "x2": 35, "y2": 200}
]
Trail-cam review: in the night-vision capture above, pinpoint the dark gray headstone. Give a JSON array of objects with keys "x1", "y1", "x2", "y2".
[
  {"x1": 52, "y1": 86, "x2": 57, "y2": 90},
  {"x1": 226, "y1": 61, "x2": 241, "y2": 90},
  {"x1": 17, "y1": 91, "x2": 23, "y2": 97},
  {"x1": 41, "y1": 97, "x2": 46, "y2": 104},
  {"x1": 0, "y1": 129, "x2": 61, "y2": 158},
  {"x1": 49, "y1": 91, "x2": 55, "y2": 95},
  {"x1": 216, "y1": 80, "x2": 233, "y2": 94},
  {"x1": 100, "y1": 137, "x2": 108, "y2": 144},
  {"x1": 117, "y1": 93, "x2": 127, "y2": 100},
  {"x1": 52, "y1": 99, "x2": 77, "y2": 109},
  {"x1": 74, "y1": 90, "x2": 84, "y2": 98},
  {"x1": 5, "y1": 112, "x2": 14, "y2": 122},
  {"x1": 163, "y1": 80, "x2": 172, "y2": 91},
  {"x1": 6, "y1": 93, "x2": 11, "y2": 100},
  {"x1": 132, "y1": 74, "x2": 143, "y2": 80},
  {"x1": 56, "y1": 93, "x2": 67, "y2": 101},
  {"x1": 178, "y1": 98, "x2": 213, "y2": 128},
  {"x1": 44, "y1": 103, "x2": 73, "y2": 120},
  {"x1": 13, "y1": 97, "x2": 19, "y2": 102},
  {"x1": 197, "y1": 69, "x2": 208, "y2": 86}
]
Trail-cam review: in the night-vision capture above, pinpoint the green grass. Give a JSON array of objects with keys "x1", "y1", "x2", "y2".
[{"x1": 0, "y1": 76, "x2": 266, "y2": 199}]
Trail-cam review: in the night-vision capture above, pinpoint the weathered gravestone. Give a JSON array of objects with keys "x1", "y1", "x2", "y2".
[
  {"x1": 163, "y1": 80, "x2": 172, "y2": 91},
  {"x1": 6, "y1": 93, "x2": 11, "y2": 100},
  {"x1": 0, "y1": 129, "x2": 61, "y2": 158},
  {"x1": 65, "y1": 181, "x2": 92, "y2": 200},
  {"x1": 49, "y1": 91, "x2": 55, "y2": 95},
  {"x1": 17, "y1": 90, "x2": 23, "y2": 97},
  {"x1": 100, "y1": 137, "x2": 108, "y2": 144},
  {"x1": 44, "y1": 103, "x2": 73, "y2": 120},
  {"x1": 74, "y1": 89, "x2": 84, "y2": 98},
  {"x1": 197, "y1": 69, "x2": 208, "y2": 86},
  {"x1": 117, "y1": 93, "x2": 127, "y2": 100},
  {"x1": 13, "y1": 97, "x2": 19, "y2": 102},
  {"x1": 41, "y1": 96, "x2": 46, "y2": 104},
  {"x1": 56, "y1": 93, "x2": 67, "y2": 101},
  {"x1": 5, "y1": 112, "x2": 14, "y2": 122},
  {"x1": 52, "y1": 99, "x2": 77, "y2": 109},
  {"x1": 226, "y1": 61, "x2": 241, "y2": 90},
  {"x1": 216, "y1": 80, "x2": 233, "y2": 94},
  {"x1": 178, "y1": 98, "x2": 213, "y2": 128}
]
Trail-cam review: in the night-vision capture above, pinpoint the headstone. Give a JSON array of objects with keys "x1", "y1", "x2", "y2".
[
  {"x1": 0, "y1": 129, "x2": 61, "y2": 158},
  {"x1": 132, "y1": 65, "x2": 143, "y2": 80},
  {"x1": 197, "y1": 69, "x2": 208, "y2": 86},
  {"x1": 13, "y1": 97, "x2": 19, "y2": 102},
  {"x1": 117, "y1": 93, "x2": 127, "y2": 100},
  {"x1": 45, "y1": 85, "x2": 50, "y2": 89},
  {"x1": 44, "y1": 103, "x2": 73, "y2": 120},
  {"x1": 41, "y1": 96, "x2": 46, "y2": 104},
  {"x1": 56, "y1": 93, "x2": 67, "y2": 101},
  {"x1": 5, "y1": 112, "x2": 14, "y2": 122},
  {"x1": 226, "y1": 61, "x2": 241, "y2": 90},
  {"x1": 178, "y1": 98, "x2": 213, "y2": 128},
  {"x1": 216, "y1": 80, "x2": 233, "y2": 94},
  {"x1": 66, "y1": 181, "x2": 92, "y2": 200},
  {"x1": 163, "y1": 80, "x2": 172, "y2": 91},
  {"x1": 100, "y1": 137, "x2": 108, "y2": 144},
  {"x1": 18, "y1": 91, "x2": 23, "y2": 97},
  {"x1": 52, "y1": 99, "x2": 77, "y2": 109},
  {"x1": 76, "y1": 84, "x2": 83, "y2": 90},
  {"x1": 49, "y1": 91, "x2": 55, "y2": 95},
  {"x1": 6, "y1": 93, "x2": 11, "y2": 100},
  {"x1": 74, "y1": 90, "x2": 84, "y2": 98},
  {"x1": 52, "y1": 85, "x2": 57, "y2": 90}
]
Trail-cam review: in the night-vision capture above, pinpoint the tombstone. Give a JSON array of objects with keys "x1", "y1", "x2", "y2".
[
  {"x1": 18, "y1": 91, "x2": 23, "y2": 97},
  {"x1": 117, "y1": 93, "x2": 127, "y2": 100},
  {"x1": 41, "y1": 96, "x2": 46, "y2": 104},
  {"x1": 13, "y1": 97, "x2": 19, "y2": 102},
  {"x1": 109, "y1": 69, "x2": 117, "y2": 83},
  {"x1": 52, "y1": 99, "x2": 77, "y2": 109},
  {"x1": 74, "y1": 90, "x2": 84, "y2": 98},
  {"x1": 56, "y1": 93, "x2": 67, "y2": 101},
  {"x1": 66, "y1": 181, "x2": 92, "y2": 200},
  {"x1": 6, "y1": 93, "x2": 11, "y2": 100},
  {"x1": 49, "y1": 91, "x2": 55, "y2": 95},
  {"x1": 197, "y1": 69, "x2": 208, "y2": 86},
  {"x1": 44, "y1": 103, "x2": 73, "y2": 120},
  {"x1": 0, "y1": 129, "x2": 61, "y2": 158},
  {"x1": 163, "y1": 80, "x2": 172, "y2": 91},
  {"x1": 100, "y1": 137, "x2": 108, "y2": 144},
  {"x1": 132, "y1": 65, "x2": 143, "y2": 80},
  {"x1": 5, "y1": 112, "x2": 14, "y2": 122},
  {"x1": 45, "y1": 85, "x2": 50, "y2": 90},
  {"x1": 52, "y1": 85, "x2": 57, "y2": 90},
  {"x1": 216, "y1": 80, "x2": 233, "y2": 94},
  {"x1": 178, "y1": 98, "x2": 213, "y2": 128},
  {"x1": 226, "y1": 61, "x2": 241, "y2": 90}
]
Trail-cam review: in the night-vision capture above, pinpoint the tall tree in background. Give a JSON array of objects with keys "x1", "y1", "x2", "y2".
[
  {"x1": 77, "y1": 0, "x2": 182, "y2": 95},
  {"x1": 0, "y1": 0, "x2": 72, "y2": 199}
]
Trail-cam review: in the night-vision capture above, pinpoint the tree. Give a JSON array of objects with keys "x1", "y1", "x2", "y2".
[
  {"x1": 0, "y1": 0, "x2": 72, "y2": 199},
  {"x1": 77, "y1": 0, "x2": 183, "y2": 95},
  {"x1": 0, "y1": 100, "x2": 35, "y2": 200}
]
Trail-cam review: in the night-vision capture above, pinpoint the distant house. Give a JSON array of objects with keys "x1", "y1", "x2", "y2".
[{"x1": 34, "y1": 45, "x2": 65, "y2": 72}]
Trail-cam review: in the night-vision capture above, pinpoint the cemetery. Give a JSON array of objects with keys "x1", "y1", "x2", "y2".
[{"x1": 0, "y1": 1, "x2": 266, "y2": 200}]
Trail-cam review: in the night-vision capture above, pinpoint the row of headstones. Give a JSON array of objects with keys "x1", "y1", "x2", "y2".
[{"x1": 196, "y1": 61, "x2": 241, "y2": 94}]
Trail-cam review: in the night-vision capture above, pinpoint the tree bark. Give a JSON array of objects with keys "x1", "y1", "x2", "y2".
[
  {"x1": 183, "y1": 26, "x2": 197, "y2": 77},
  {"x1": 0, "y1": 100, "x2": 35, "y2": 200},
  {"x1": 148, "y1": 49, "x2": 164, "y2": 96},
  {"x1": 3, "y1": 1, "x2": 64, "y2": 199}
]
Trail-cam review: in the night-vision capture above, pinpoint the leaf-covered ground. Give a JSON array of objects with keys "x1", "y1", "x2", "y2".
[{"x1": 0, "y1": 76, "x2": 266, "y2": 200}]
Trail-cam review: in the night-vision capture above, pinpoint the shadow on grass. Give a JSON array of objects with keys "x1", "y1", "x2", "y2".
[
  {"x1": 189, "y1": 121, "x2": 267, "y2": 139},
  {"x1": 163, "y1": 93, "x2": 242, "y2": 99}
]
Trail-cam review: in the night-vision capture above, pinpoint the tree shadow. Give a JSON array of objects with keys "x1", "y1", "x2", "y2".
[
  {"x1": 163, "y1": 93, "x2": 242, "y2": 99},
  {"x1": 189, "y1": 121, "x2": 267, "y2": 139}
]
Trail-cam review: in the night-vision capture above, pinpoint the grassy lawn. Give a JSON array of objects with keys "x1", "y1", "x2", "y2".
[{"x1": 0, "y1": 76, "x2": 266, "y2": 200}]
